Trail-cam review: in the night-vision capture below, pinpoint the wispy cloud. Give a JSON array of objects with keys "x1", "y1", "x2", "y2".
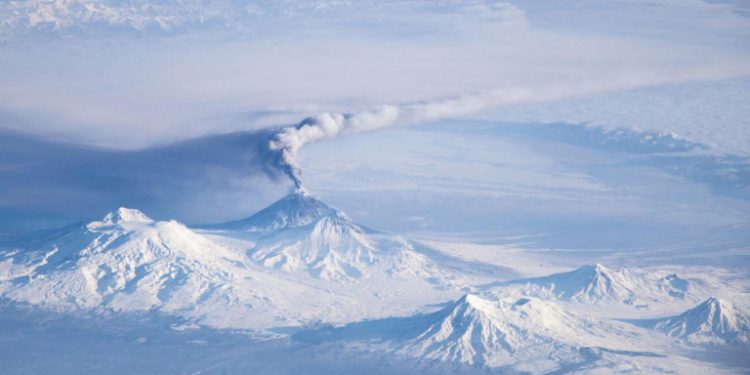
[{"x1": 1, "y1": 1, "x2": 748, "y2": 150}]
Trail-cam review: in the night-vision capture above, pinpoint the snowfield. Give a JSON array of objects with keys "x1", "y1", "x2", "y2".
[{"x1": 0, "y1": 191, "x2": 748, "y2": 373}]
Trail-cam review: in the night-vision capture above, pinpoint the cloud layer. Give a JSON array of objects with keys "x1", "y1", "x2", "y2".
[
  {"x1": 268, "y1": 72, "x2": 750, "y2": 187},
  {"x1": 1, "y1": 1, "x2": 749, "y2": 150}
]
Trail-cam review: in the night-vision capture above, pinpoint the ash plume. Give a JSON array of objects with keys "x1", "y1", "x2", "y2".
[{"x1": 268, "y1": 85, "x2": 577, "y2": 188}]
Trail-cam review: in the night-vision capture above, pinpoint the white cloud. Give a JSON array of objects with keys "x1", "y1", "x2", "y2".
[
  {"x1": 0, "y1": 0, "x2": 748, "y2": 153},
  {"x1": 460, "y1": 1, "x2": 527, "y2": 25},
  {"x1": 480, "y1": 77, "x2": 750, "y2": 155}
]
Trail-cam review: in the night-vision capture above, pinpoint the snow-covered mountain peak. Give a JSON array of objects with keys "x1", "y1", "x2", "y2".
[
  {"x1": 654, "y1": 297, "x2": 750, "y2": 346},
  {"x1": 571, "y1": 263, "x2": 615, "y2": 279},
  {"x1": 461, "y1": 293, "x2": 488, "y2": 307},
  {"x1": 0, "y1": 208, "x2": 261, "y2": 322},
  {"x1": 586, "y1": 263, "x2": 609, "y2": 273},
  {"x1": 208, "y1": 190, "x2": 386, "y2": 281},
  {"x1": 499, "y1": 263, "x2": 639, "y2": 304},
  {"x1": 687, "y1": 298, "x2": 744, "y2": 331},
  {"x1": 247, "y1": 211, "x2": 378, "y2": 281},
  {"x1": 399, "y1": 293, "x2": 647, "y2": 370},
  {"x1": 213, "y1": 189, "x2": 349, "y2": 232},
  {"x1": 445, "y1": 294, "x2": 545, "y2": 322},
  {"x1": 492, "y1": 263, "x2": 703, "y2": 308},
  {"x1": 700, "y1": 297, "x2": 726, "y2": 311},
  {"x1": 211, "y1": 190, "x2": 450, "y2": 284},
  {"x1": 428, "y1": 294, "x2": 578, "y2": 340},
  {"x1": 87, "y1": 207, "x2": 154, "y2": 229},
  {"x1": 570, "y1": 263, "x2": 626, "y2": 292},
  {"x1": 452, "y1": 293, "x2": 496, "y2": 315}
]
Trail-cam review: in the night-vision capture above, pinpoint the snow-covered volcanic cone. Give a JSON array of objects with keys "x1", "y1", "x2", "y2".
[
  {"x1": 212, "y1": 188, "x2": 455, "y2": 283},
  {"x1": 653, "y1": 297, "x2": 750, "y2": 346}
]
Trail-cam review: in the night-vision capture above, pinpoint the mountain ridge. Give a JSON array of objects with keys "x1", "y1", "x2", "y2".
[
  {"x1": 653, "y1": 297, "x2": 750, "y2": 346},
  {"x1": 486, "y1": 263, "x2": 699, "y2": 308}
]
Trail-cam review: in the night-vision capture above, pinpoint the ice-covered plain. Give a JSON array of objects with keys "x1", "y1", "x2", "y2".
[{"x1": 1, "y1": 1, "x2": 749, "y2": 374}]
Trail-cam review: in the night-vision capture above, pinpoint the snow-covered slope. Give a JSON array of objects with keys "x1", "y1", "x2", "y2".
[
  {"x1": 245, "y1": 190, "x2": 377, "y2": 280},
  {"x1": 489, "y1": 264, "x2": 701, "y2": 307},
  {"x1": 0, "y1": 208, "x2": 257, "y2": 312},
  {"x1": 212, "y1": 188, "x2": 337, "y2": 232},
  {"x1": 211, "y1": 189, "x2": 452, "y2": 283},
  {"x1": 0, "y1": 205, "x2": 464, "y2": 329},
  {"x1": 653, "y1": 297, "x2": 750, "y2": 346},
  {"x1": 294, "y1": 292, "x2": 707, "y2": 373},
  {"x1": 400, "y1": 294, "x2": 646, "y2": 371},
  {"x1": 0, "y1": 208, "x2": 339, "y2": 330},
  {"x1": 0, "y1": 205, "x2": 746, "y2": 373}
]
